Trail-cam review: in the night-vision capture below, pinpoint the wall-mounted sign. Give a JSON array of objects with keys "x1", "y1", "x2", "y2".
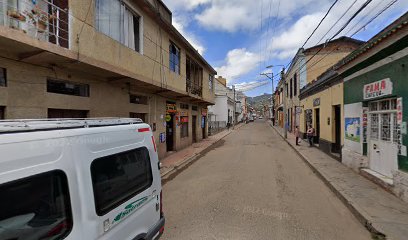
[
  {"x1": 362, "y1": 108, "x2": 368, "y2": 143},
  {"x1": 159, "y1": 133, "x2": 166, "y2": 143},
  {"x1": 202, "y1": 109, "x2": 208, "y2": 116},
  {"x1": 179, "y1": 110, "x2": 189, "y2": 117},
  {"x1": 166, "y1": 103, "x2": 177, "y2": 113},
  {"x1": 397, "y1": 97, "x2": 403, "y2": 125},
  {"x1": 313, "y1": 98, "x2": 320, "y2": 107},
  {"x1": 165, "y1": 115, "x2": 171, "y2": 122},
  {"x1": 181, "y1": 116, "x2": 189, "y2": 123},
  {"x1": 364, "y1": 78, "x2": 393, "y2": 100}
]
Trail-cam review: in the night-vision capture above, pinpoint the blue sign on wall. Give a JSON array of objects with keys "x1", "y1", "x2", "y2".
[{"x1": 159, "y1": 133, "x2": 166, "y2": 143}]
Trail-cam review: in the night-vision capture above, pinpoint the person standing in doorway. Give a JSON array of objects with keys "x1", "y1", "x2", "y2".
[
  {"x1": 307, "y1": 125, "x2": 315, "y2": 147},
  {"x1": 295, "y1": 126, "x2": 300, "y2": 146}
]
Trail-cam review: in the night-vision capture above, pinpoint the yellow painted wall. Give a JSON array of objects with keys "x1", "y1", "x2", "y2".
[
  {"x1": 306, "y1": 52, "x2": 350, "y2": 84},
  {"x1": 299, "y1": 83, "x2": 344, "y2": 145}
]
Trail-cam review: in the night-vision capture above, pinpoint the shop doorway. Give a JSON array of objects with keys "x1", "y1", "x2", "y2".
[
  {"x1": 333, "y1": 105, "x2": 341, "y2": 153},
  {"x1": 166, "y1": 113, "x2": 175, "y2": 151},
  {"x1": 192, "y1": 115, "x2": 197, "y2": 143},
  {"x1": 368, "y1": 99, "x2": 398, "y2": 178},
  {"x1": 314, "y1": 108, "x2": 320, "y2": 144},
  {"x1": 202, "y1": 116, "x2": 207, "y2": 139}
]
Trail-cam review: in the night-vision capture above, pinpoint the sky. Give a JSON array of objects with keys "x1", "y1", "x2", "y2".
[{"x1": 162, "y1": 0, "x2": 408, "y2": 97}]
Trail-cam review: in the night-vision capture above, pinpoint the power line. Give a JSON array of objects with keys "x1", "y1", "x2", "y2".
[
  {"x1": 304, "y1": 0, "x2": 399, "y2": 75},
  {"x1": 316, "y1": 0, "x2": 358, "y2": 45},
  {"x1": 351, "y1": 0, "x2": 399, "y2": 36},
  {"x1": 301, "y1": 0, "x2": 340, "y2": 49},
  {"x1": 289, "y1": 0, "x2": 375, "y2": 78},
  {"x1": 285, "y1": 0, "x2": 340, "y2": 70},
  {"x1": 329, "y1": 0, "x2": 374, "y2": 40}
]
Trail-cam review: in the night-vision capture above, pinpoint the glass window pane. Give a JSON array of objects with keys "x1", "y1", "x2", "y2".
[
  {"x1": 369, "y1": 102, "x2": 378, "y2": 111},
  {"x1": 0, "y1": 171, "x2": 73, "y2": 240},
  {"x1": 393, "y1": 113, "x2": 399, "y2": 143},
  {"x1": 380, "y1": 100, "x2": 390, "y2": 111},
  {"x1": 370, "y1": 114, "x2": 379, "y2": 140},
  {"x1": 391, "y1": 99, "x2": 397, "y2": 110},
  {"x1": 381, "y1": 113, "x2": 391, "y2": 141},
  {"x1": 91, "y1": 147, "x2": 153, "y2": 216}
]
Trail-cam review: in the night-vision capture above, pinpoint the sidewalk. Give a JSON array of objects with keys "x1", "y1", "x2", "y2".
[
  {"x1": 160, "y1": 124, "x2": 243, "y2": 181},
  {"x1": 268, "y1": 121, "x2": 408, "y2": 240}
]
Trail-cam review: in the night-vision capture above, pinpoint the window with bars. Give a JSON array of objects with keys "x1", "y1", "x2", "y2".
[
  {"x1": 381, "y1": 113, "x2": 391, "y2": 141},
  {"x1": 370, "y1": 114, "x2": 379, "y2": 140}
]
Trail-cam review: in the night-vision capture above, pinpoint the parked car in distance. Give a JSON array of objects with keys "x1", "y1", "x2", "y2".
[
  {"x1": 259, "y1": 116, "x2": 263, "y2": 119},
  {"x1": 0, "y1": 118, "x2": 165, "y2": 240}
]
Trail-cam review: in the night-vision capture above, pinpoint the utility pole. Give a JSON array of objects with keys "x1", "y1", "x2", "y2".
[
  {"x1": 281, "y1": 68, "x2": 287, "y2": 139},
  {"x1": 262, "y1": 64, "x2": 284, "y2": 124},
  {"x1": 233, "y1": 85, "x2": 236, "y2": 129}
]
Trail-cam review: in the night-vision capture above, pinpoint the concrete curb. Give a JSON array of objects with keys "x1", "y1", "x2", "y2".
[
  {"x1": 161, "y1": 123, "x2": 245, "y2": 183},
  {"x1": 269, "y1": 123, "x2": 386, "y2": 239}
]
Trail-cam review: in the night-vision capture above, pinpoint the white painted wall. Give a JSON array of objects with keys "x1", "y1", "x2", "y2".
[{"x1": 208, "y1": 95, "x2": 228, "y2": 122}]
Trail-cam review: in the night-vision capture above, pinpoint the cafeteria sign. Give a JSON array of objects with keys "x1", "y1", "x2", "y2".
[{"x1": 364, "y1": 78, "x2": 392, "y2": 100}]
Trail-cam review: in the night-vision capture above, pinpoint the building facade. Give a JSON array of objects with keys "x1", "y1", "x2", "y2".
[
  {"x1": 208, "y1": 77, "x2": 235, "y2": 134},
  {"x1": 339, "y1": 14, "x2": 408, "y2": 202},
  {"x1": 296, "y1": 37, "x2": 364, "y2": 139},
  {"x1": 0, "y1": 0, "x2": 216, "y2": 159}
]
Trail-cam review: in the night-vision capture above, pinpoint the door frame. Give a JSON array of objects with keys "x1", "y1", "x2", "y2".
[
  {"x1": 367, "y1": 98, "x2": 398, "y2": 177},
  {"x1": 332, "y1": 105, "x2": 341, "y2": 153}
]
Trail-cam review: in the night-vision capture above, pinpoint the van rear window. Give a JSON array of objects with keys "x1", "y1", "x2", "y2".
[
  {"x1": 0, "y1": 170, "x2": 73, "y2": 240},
  {"x1": 91, "y1": 147, "x2": 153, "y2": 216}
]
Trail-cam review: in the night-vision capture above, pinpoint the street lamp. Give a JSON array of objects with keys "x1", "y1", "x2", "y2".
[{"x1": 261, "y1": 65, "x2": 284, "y2": 123}]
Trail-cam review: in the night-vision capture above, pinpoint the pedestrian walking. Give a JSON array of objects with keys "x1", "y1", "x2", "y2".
[
  {"x1": 307, "y1": 125, "x2": 315, "y2": 147},
  {"x1": 295, "y1": 126, "x2": 300, "y2": 146}
]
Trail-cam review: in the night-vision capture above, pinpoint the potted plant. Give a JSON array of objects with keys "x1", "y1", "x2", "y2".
[{"x1": 7, "y1": 10, "x2": 26, "y2": 22}]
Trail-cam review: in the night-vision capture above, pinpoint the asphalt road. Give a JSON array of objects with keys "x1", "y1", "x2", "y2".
[{"x1": 162, "y1": 120, "x2": 372, "y2": 240}]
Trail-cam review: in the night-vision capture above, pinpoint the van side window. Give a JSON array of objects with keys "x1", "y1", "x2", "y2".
[
  {"x1": 91, "y1": 147, "x2": 153, "y2": 216},
  {"x1": 0, "y1": 170, "x2": 73, "y2": 240}
]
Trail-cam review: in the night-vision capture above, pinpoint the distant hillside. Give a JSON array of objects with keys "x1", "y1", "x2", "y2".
[{"x1": 247, "y1": 93, "x2": 272, "y2": 111}]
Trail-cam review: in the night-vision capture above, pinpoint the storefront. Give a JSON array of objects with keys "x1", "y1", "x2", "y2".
[{"x1": 339, "y1": 15, "x2": 408, "y2": 202}]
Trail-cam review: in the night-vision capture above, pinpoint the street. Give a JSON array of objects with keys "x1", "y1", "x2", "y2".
[{"x1": 162, "y1": 120, "x2": 372, "y2": 240}]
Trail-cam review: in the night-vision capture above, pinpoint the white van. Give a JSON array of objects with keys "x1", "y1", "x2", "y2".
[{"x1": 0, "y1": 118, "x2": 165, "y2": 240}]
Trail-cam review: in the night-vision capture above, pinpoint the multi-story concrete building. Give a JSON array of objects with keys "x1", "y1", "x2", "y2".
[
  {"x1": 208, "y1": 76, "x2": 235, "y2": 134},
  {"x1": 282, "y1": 37, "x2": 363, "y2": 137},
  {"x1": 0, "y1": 0, "x2": 216, "y2": 158}
]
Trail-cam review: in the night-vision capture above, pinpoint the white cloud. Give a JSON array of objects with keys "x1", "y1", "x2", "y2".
[
  {"x1": 194, "y1": 0, "x2": 331, "y2": 32},
  {"x1": 172, "y1": 15, "x2": 206, "y2": 55},
  {"x1": 266, "y1": 0, "x2": 408, "y2": 61},
  {"x1": 164, "y1": 0, "x2": 211, "y2": 11},
  {"x1": 215, "y1": 48, "x2": 263, "y2": 83}
]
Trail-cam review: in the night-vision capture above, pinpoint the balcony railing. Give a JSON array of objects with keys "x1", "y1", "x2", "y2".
[
  {"x1": 186, "y1": 78, "x2": 202, "y2": 97},
  {"x1": 0, "y1": 0, "x2": 69, "y2": 48}
]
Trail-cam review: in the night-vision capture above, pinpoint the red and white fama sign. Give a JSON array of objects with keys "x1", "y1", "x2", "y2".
[{"x1": 364, "y1": 78, "x2": 393, "y2": 100}]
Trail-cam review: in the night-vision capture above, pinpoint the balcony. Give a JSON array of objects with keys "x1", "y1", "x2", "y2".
[
  {"x1": 186, "y1": 78, "x2": 202, "y2": 97},
  {"x1": 0, "y1": 0, "x2": 69, "y2": 48}
]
